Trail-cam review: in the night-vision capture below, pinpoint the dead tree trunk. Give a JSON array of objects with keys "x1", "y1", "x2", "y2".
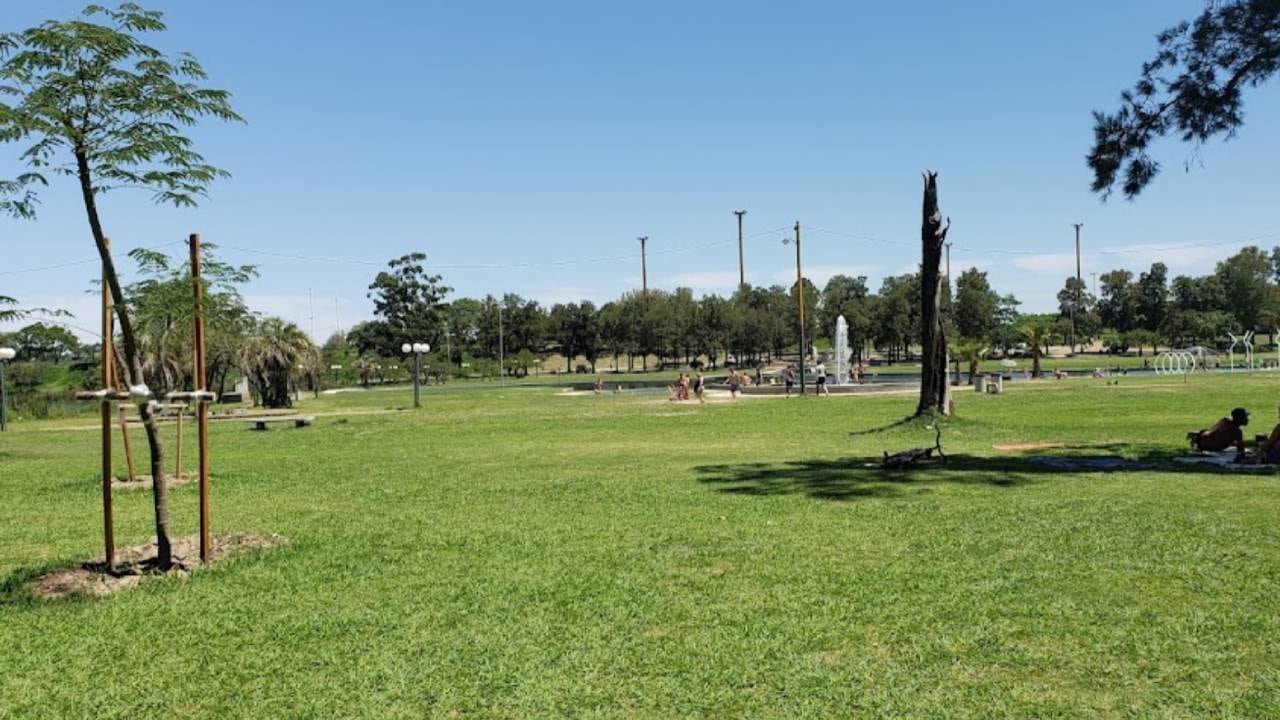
[{"x1": 917, "y1": 171, "x2": 952, "y2": 417}]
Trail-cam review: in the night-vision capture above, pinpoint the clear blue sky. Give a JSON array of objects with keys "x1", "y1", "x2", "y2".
[{"x1": 3, "y1": 1, "x2": 1279, "y2": 339}]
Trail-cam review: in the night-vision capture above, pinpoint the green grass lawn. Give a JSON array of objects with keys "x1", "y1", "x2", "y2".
[{"x1": 2, "y1": 373, "x2": 1280, "y2": 717}]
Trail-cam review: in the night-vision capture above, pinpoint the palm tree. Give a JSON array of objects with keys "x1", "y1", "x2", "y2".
[
  {"x1": 239, "y1": 318, "x2": 318, "y2": 408},
  {"x1": 0, "y1": 295, "x2": 20, "y2": 323},
  {"x1": 951, "y1": 337, "x2": 988, "y2": 384},
  {"x1": 1020, "y1": 319, "x2": 1052, "y2": 379}
]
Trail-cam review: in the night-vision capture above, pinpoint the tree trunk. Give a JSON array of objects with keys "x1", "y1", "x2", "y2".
[
  {"x1": 75, "y1": 150, "x2": 173, "y2": 570},
  {"x1": 916, "y1": 171, "x2": 952, "y2": 417}
]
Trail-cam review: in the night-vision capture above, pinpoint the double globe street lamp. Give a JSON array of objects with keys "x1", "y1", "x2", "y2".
[
  {"x1": 0, "y1": 347, "x2": 15, "y2": 432},
  {"x1": 401, "y1": 342, "x2": 430, "y2": 409}
]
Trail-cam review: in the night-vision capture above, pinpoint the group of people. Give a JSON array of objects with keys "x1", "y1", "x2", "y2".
[
  {"x1": 667, "y1": 372, "x2": 707, "y2": 403},
  {"x1": 1191, "y1": 406, "x2": 1280, "y2": 464}
]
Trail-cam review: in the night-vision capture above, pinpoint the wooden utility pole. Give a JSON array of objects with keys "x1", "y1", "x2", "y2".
[
  {"x1": 101, "y1": 238, "x2": 115, "y2": 573},
  {"x1": 734, "y1": 210, "x2": 746, "y2": 287},
  {"x1": 191, "y1": 233, "x2": 212, "y2": 564},
  {"x1": 638, "y1": 236, "x2": 648, "y2": 295},
  {"x1": 792, "y1": 222, "x2": 806, "y2": 395}
]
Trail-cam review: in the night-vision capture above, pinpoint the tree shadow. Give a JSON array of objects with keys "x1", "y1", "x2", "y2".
[{"x1": 695, "y1": 447, "x2": 1276, "y2": 503}]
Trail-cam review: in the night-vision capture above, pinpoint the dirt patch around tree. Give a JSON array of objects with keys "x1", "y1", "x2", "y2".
[
  {"x1": 110, "y1": 473, "x2": 200, "y2": 491},
  {"x1": 29, "y1": 532, "x2": 286, "y2": 601}
]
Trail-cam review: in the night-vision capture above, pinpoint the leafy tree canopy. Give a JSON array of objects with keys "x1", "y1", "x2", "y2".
[{"x1": 1089, "y1": 0, "x2": 1280, "y2": 198}]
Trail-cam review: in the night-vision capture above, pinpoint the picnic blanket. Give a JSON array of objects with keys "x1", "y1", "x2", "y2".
[
  {"x1": 1173, "y1": 453, "x2": 1279, "y2": 473},
  {"x1": 1027, "y1": 456, "x2": 1157, "y2": 471}
]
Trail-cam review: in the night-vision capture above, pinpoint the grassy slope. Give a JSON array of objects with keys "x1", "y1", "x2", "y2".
[{"x1": 1, "y1": 373, "x2": 1279, "y2": 718}]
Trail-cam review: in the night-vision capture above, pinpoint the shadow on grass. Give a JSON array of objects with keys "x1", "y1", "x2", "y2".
[{"x1": 696, "y1": 447, "x2": 1275, "y2": 502}]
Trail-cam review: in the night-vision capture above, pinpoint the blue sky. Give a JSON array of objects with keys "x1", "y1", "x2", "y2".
[{"x1": 3, "y1": 1, "x2": 1279, "y2": 339}]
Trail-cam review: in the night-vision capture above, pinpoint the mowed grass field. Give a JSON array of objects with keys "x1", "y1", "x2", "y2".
[{"x1": 2, "y1": 373, "x2": 1280, "y2": 718}]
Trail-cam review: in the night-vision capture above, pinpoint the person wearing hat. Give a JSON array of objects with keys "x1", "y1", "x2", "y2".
[{"x1": 1189, "y1": 407, "x2": 1250, "y2": 454}]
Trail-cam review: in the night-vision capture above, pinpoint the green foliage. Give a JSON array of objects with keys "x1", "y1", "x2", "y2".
[
  {"x1": 365, "y1": 252, "x2": 452, "y2": 356},
  {"x1": 0, "y1": 3, "x2": 243, "y2": 217},
  {"x1": 1089, "y1": 0, "x2": 1280, "y2": 198},
  {"x1": 239, "y1": 317, "x2": 318, "y2": 408},
  {"x1": 123, "y1": 243, "x2": 256, "y2": 394},
  {"x1": 5, "y1": 322, "x2": 80, "y2": 362},
  {"x1": 953, "y1": 267, "x2": 998, "y2": 339}
]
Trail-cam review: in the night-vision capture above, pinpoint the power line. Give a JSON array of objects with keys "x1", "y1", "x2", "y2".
[
  {"x1": 215, "y1": 230, "x2": 790, "y2": 271},
  {"x1": 0, "y1": 240, "x2": 186, "y2": 277}
]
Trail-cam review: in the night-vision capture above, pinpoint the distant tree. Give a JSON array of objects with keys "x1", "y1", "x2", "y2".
[
  {"x1": 820, "y1": 275, "x2": 873, "y2": 363},
  {"x1": 1088, "y1": 1, "x2": 1280, "y2": 198},
  {"x1": 953, "y1": 268, "x2": 998, "y2": 339},
  {"x1": 0, "y1": 3, "x2": 242, "y2": 569},
  {"x1": 787, "y1": 277, "x2": 820, "y2": 354},
  {"x1": 873, "y1": 275, "x2": 916, "y2": 362},
  {"x1": 1214, "y1": 246, "x2": 1272, "y2": 330},
  {"x1": 240, "y1": 317, "x2": 318, "y2": 408},
  {"x1": 950, "y1": 336, "x2": 988, "y2": 384},
  {"x1": 1098, "y1": 270, "x2": 1141, "y2": 332},
  {"x1": 596, "y1": 300, "x2": 632, "y2": 371},
  {"x1": 346, "y1": 321, "x2": 391, "y2": 358},
  {"x1": 9, "y1": 322, "x2": 80, "y2": 362},
  {"x1": 441, "y1": 298, "x2": 482, "y2": 364},
  {"x1": 1136, "y1": 262, "x2": 1169, "y2": 332},
  {"x1": 1020, "y1": 318, "x2": 1053, "y2": 378},
  {"x1": 1126, "y1": 329, "x2": 1162, "y2": 357},
  {"x1": 367, "y1": 253, "x2": 451, "y2": 354},
  {"x1": 125, "y1": 245, "x2": 256, "y2": 395}
]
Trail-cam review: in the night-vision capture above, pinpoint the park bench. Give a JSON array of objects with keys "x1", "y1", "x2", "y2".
[{"x1": 245, "y1": 415, "x2": 314, "y2": 431}]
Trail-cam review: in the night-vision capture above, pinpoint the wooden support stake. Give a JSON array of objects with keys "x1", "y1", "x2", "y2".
[
  {"x1": 174, "y1": 405, "x2": 183, "y2": 484},
  {"x1": 101, "y1": 238, "x2": 115, "y2": 573},
  {"x1": 112, "y1": 358, "x2": 138, "y2": 484},
  {"x1": 191, "y1": 234, "x2": 212, "y2": 564}
]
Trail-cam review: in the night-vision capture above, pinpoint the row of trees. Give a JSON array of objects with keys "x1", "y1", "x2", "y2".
[
  {"x1": 1054, "y1": 246, "x2": 1280, "y2": 351},
  {"x1": 341, "y1": 252, "x2": 1031, "y2": 375}
]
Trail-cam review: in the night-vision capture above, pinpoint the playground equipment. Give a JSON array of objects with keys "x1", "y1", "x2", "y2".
[
  {"x1": 1155, "y1": 350, "x2": 1197, "y2": 376},
  {"x1": 75, "y1": 234, "x2": 215, "y2": 572},
  {"x1": 1227, "y1": 331, "x2": 1254, "y2": 371}
]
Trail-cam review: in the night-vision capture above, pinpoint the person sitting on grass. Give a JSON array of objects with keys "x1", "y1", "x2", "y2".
[
  {"x1": 1189, "y1": 407, "x2": 1249, "y2": 456},
  {"x1": 1259, "y1": 407, "x2": 1280, "y2": 464}
]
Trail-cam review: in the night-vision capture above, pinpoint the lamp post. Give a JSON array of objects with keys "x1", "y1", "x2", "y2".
[
  {"x1": 783, "y1": 222, "x2": 806, "y2": 395},
  {"x1": 401, "y1": 342, "x2": 430, "y2": 408},
  {"x1": 0, "y1": 347, "x2": 14, "y2": 431}
]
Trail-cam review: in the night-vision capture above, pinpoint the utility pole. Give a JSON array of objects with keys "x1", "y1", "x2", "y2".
[
  {"x1": 1091, "y1": 272, "x2": 1098, "y2": 298},
  {"x1": 334, "y1": 297, "x2": 342, "y2": 335},
  {"x1": 498, "y1": 302, "x2": 505, "y2": 388},
  {"x1": 638, "y1": 236, "x2": 648, "y2": 296},
  {"x1": 1072, "y1": 223, "x2": 1084, "y2": 354},
  {"x1": 945, "y1": 241, "x2": 952, "y2": 295},
  {"x1": 734, "y1": 210, "x2": 747, "y2": 287},
  {"x1": 785, "y1": 223, "x2": 806, "y2": 395}
]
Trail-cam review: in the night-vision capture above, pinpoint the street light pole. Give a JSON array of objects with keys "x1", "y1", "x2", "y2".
[
  {"x1": 402, "y1": 342, "x2": 429, "y2": 408},
  {"x1": 784, "y1": 222, "x2": 806, "y2": 395},
  {"x1": 0, "y1": 347, "x2": 14, "y2": 431}
]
